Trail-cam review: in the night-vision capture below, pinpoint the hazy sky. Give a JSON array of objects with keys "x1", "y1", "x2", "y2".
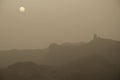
[{"x1": 0, "y1": 0, "x2": 120, "y2": 50}]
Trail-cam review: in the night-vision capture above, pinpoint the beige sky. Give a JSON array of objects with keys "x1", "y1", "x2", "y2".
[{"x1": 0, "y1": 0, "x2": 120, "y2": 50}]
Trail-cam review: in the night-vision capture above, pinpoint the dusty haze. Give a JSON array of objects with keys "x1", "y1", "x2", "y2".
[{"x1": 0, "y1": 0, "x2": 120, "y2": 50}]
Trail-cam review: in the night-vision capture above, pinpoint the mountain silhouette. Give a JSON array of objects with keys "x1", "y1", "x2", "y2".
[
  {"x1": 0, "y1": 41, "x2": 85, "y2": 67},
  {"x1": 58, "y1": 35, "x2": 120, "y2": 80},
  {"x1": 42, "y1": 34, "x2": 120, "y2": 66},
  {"x1": 2, "y1": 62, "x2": 58, "y2": 80},
  {"x1": 0, "y1": 35, "x2": 120, "y2": 80},
  {"x1": 0, "y1": 49, "x2": 48, "y2": 67}
]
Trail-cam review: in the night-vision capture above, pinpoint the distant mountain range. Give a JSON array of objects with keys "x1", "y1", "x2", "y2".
[
  {"x1": 0, "y1": 35, "x2": 120, "y2": 80},
  {"x1": 0, "y1": 39, "x2": 85, "y2": 67},
  {"x1": 41, "y1": 34, "x2": 120, "y2": 66}
]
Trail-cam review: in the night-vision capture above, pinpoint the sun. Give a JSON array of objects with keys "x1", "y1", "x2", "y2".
[{"x1": 19, "y1": 7, "x2": 25, "y2": 12}]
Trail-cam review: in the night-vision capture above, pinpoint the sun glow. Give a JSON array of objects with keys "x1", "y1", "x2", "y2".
[{"x1": 19, "y1": 7, "x2": 25, "y2": 12}]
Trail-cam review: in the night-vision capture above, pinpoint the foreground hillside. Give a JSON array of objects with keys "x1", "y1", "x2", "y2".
[{"x1": 0, "y1": 49, "x2": 48, "y2": 67}]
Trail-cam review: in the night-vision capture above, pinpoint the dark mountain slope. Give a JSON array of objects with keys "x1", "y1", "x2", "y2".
[
  {"x1": 59, "y1": 36, "x2": 120, "y2": 80},
  {"x1": 0, "y1": 49, "x2": 48, "y2": 67},
  {"x1": 0, "y1": 42, "x2": 85, "y2": 67},
  {"x1": 1, "y1": 35, "x2": 120, "y2": 80},
  {"x1": 42, "y1": 35, "x2": 120, "y2": 66},
  {"x1": 2, "y1": 62, "x2": 59, "y2": 80}
]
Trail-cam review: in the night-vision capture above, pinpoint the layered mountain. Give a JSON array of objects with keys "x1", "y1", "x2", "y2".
[
  {"x1": 42, "y1": 35, "x2": 120, "y2": 66},
  {"x1": 0, "y1": 41, "x2": 85, "y2": 67},
  {"x1": 1, "y1": 62, "x2": 58, "y2": 80},
  {"x1": 59, "y1": 35, "x2": 120, "y2": 80},
  {"x1": 1, "y1": 35, "x2": 120, "y2": 80},
  {"x1": 0, "y1": 49, "x2": 48, "y2": 67}
]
